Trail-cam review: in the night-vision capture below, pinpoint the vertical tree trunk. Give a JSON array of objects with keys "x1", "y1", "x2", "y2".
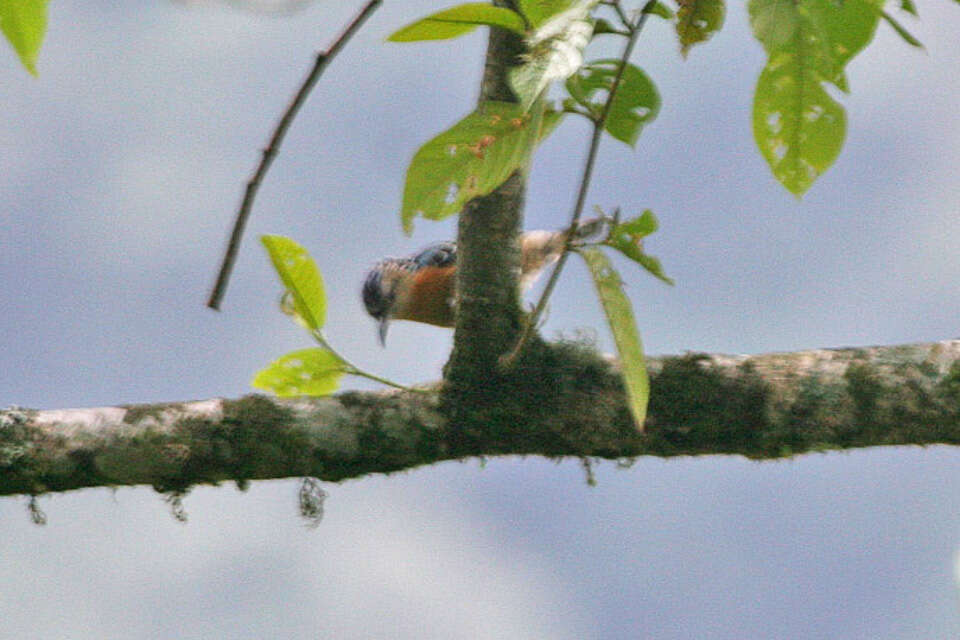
[{"x1": 442, "y1": 1, "x2": 534, "y2": 436}]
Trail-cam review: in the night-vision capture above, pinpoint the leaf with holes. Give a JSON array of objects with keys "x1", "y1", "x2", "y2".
[
  {"x1": 402, "y1": 103, "x2": 561, "y2": 233},
  {"x1": 565, "y1": 59, "x2": 660, "y2": 146},
  {"x1": 676, "y1": 0, "x2": 726, "y2": 57},
  {"x1": 604, "y1": 211, "x2": 674, "y2": 284},
  {"x1": 749, "y1": 0, "x2": 882, "y2": 88},
  {"x1": 753, "y1": 53, "x2": 846, "y2": 197},
  {"x1": 252, "y1": 348, "x2": 346, "y2": 397},
  {"x1": 748, "y1": 0, "x2": 881, "y2": 195},
  {"x1": 579, "y1": 247, "x2": 649, "y2": 432},
  {"x1": 0, "y1": 0, "x2": 47, "y2": 75},
  {"x1": 509, "y1": 0, "x2": 600, "y2": 110},
  {"x1": 261, "y1": 235, "x2": 327, "y2": 330},
  {"x1": 388, "y1": 3, "x2": 527, "y2": 42}
]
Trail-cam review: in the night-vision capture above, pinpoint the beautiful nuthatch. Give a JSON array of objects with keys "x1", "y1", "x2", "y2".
[{"x1": 362, "y1": 218, "x2": 606, "y2": 344}]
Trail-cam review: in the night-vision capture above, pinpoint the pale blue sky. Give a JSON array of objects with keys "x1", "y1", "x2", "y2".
[{"x1": 1, "y1": 1, "x2": 959, "y2": 638}]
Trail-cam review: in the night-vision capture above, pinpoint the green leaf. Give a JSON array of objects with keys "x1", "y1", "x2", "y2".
[
  {"x1": 579, "y1": 247, "x2": 649, "y2": 432},
  {"x1": 812, "y1": 0, "x2": 883, "y2": 81},
  {"x1": 260, "y1": 235, "x2": 327, "y2": 330},
  {"x1": 387, "y1": 3, "x2": 527, "y2": 42},
  {"x1": 592, "y1": 18, "x2": 623, "y2": 35},
  {"x1": 899, "y1": 0, "x2": 917, "y2": 16},
  {"x1": 519, "y1": 0, "x2": 576, "y2": 27},
  {"x1": 748, "y1": 0, "x2": 802, "y2": 54},
  {"x1": 538, "y1": 108, "x2": 566, "y2": 142},
  {"x1": 604, "y1": 210, "x2": 674, "y2": 284},
  {"x1": 402, "y1": 102, "x2": 551, "y2": 233},
  {"x1": 252, "y1": 348, "x2": 346, "y2": 397},
  {"x1": 509, "y1": 0, "x2": 600, "y2": 110},
  {"x1": 881, "y1": 10, "x2": 923, "y2": 48},
  {"x1": 617, "y1": 210, "x2": 659, "y2": 236},
  {"x1": 833, "y1": 70, "x2": 849, "y2": 94},
  {"x1": 748, "y1": 0, "x2": 881, "y2": 195},
  {"x1": 0, "y1": 0, "x2": 48, "y2": 76},
  {"x1": 749, "y1": 0, "x2": 882, "y2": 86},
  {"x1": 565, "y1": 60, "x2": 660, "y2": 146},
  {"x1": 675, "y1": 0, "x2": 726, "y2": 57},
  {"x1": 509, "y1": 56, "x2": 559, "y2": 111},
  {"x1": 646, "y1": 2, "x2": 676, "y2": 19},
  {"x1": 753, "y1": 53, "x2": 846, "y2": 196}
]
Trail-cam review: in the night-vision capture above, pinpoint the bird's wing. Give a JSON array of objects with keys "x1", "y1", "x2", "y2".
[{"x1": 411, "y1": 242, "x2": 457, "y2": 269}]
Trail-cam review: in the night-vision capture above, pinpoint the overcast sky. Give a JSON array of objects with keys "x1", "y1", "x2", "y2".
[{"x1": 1, "y1": 1, "x2": 959, "y2": 638}]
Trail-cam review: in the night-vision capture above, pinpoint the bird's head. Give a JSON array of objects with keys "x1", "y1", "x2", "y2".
[
  {"x1": 362, "y1": 242, "x2": 458, "y2": 345},
  {"x1": 362, "y1": 264, "x2": 402, "y2": 346}
]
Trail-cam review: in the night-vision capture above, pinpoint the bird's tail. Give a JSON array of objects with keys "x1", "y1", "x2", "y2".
[{"x1": 519, "y1": 216, "x2": 611, "y2": 290}]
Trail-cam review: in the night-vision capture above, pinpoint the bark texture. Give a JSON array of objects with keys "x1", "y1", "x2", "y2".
[
  {"x1": 4, "y1": 340, "x2": 960, "y2": 497},
  {"x1": 443, "y1": 1, "x2": 538, "y2": 438}
]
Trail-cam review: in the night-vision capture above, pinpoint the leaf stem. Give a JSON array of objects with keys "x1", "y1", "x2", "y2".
[
  {"x1": 601, "y1": 0, "x2": 633, "y2": 31},
  {"x1": 311, "y1": 331, "x2": 428, "y2": 393},
  {"x1": 207, "y1": 0, "x2": 383, "y2": 311},
  {"x1": 562, "y1": 104, "x2": 596, "y2": 120},
  {"x1": 880, "y1": 10, "x2": 924, "y2": 49},
  {"x1": 501, "y1": 0, "x2": 655, "y2": 369}
]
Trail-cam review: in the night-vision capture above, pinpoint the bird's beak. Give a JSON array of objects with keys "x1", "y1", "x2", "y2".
[{"x1": 377, "y1": 317, "x2": 390, "y2": 346}]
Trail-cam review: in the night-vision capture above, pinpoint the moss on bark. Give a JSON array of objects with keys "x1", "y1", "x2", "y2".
[{"x1": 4, "y1": 341, "x2": 960, "y2": 497}]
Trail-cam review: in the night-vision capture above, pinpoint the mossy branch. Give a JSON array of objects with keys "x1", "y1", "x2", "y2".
[{"x1": 3, "y1": 340, "x2": 960, "y2": 497}]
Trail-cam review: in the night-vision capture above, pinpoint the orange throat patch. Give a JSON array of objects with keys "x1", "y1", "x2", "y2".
[{"x1": 395, "y1": 265, "x2": 457, "y2": 327}]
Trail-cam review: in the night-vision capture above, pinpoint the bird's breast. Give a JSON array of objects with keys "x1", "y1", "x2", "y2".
[{"x1": 394, "y1": 265, "x2": 457, "y2": 327}]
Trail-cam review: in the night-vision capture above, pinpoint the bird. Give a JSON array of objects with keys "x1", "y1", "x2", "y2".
[{"x1": 362, "y1": 217, "x2": 608, "y2": 345}]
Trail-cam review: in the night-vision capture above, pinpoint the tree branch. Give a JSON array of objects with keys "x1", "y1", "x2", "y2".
[
  {"x1": 442, "y1": 0, "x2": 532, "y2": 432},
  {"x1": 207, "y1": 0, "x2": 382, "y2": 310},
  {"x1": 4, "y1": 340, "x2": 960, "y2": 497}
]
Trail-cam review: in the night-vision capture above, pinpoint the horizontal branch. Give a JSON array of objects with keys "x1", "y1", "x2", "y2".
[{"x1": 2, "y1": 339, "x2": 959, "y2": 497}]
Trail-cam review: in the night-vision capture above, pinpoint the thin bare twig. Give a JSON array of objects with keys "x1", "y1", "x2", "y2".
[
  {"x1": 501, "y1": 0, "x2": 655, "y2": 368},
  {"x1": 601, "y1": 0, "x2": 632, "y2": 30},
  {"x1": 207, "y1": 0, "x2": 383, "y2": 310}
]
